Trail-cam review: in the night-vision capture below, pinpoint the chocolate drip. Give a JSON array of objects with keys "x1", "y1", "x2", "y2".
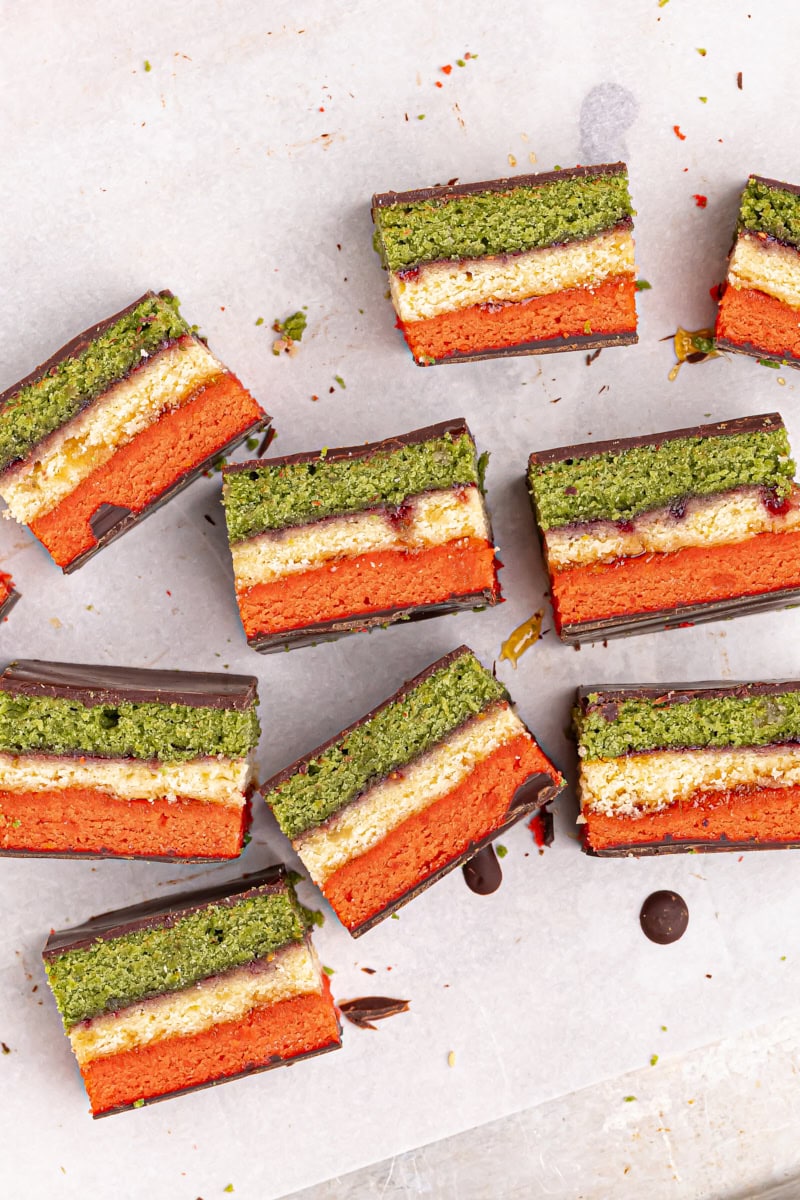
[
  {"x1": 640, "y1": 890, "x2": 689, "y2": 944},
  {"x1": 462, "y1": 845, "x2": 502, "y2": 895},
  {"x1": 339, "y1": 996, "x2": 410, "y2": 1030}
]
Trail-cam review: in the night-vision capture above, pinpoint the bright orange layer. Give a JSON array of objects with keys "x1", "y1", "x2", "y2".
[
  {"x1": 551, "y1": 529, "x2": 800, "y2": 629},
  {"x1": 716, "y1": 284, "x2": 800, "y2": 361},
  {"x1": 237, "y1": 537, "x2": 498, "y2": 639},
  {"x1": 585, "y1": 784, "x2": 800, "y2": 852},
  {"x1": 30, "y1": 374, "x2": 263, "y2": 568},
  {"x1": 82, "y1": 983, "x2": 341, "y2": 1114},
  {"x1": 322, "y1": 732, "x2": 559, "y2": 931},
  {"x1": 0, "y1": 788, "x2": 247, "y2": 859},
  {"x1": 399, "y1": 276, "x2": 637, "y2": 361}
]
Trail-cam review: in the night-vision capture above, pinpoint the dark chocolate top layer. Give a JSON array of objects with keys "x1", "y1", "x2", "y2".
[
  {"x1": 529, "y1": 413, "x2": 784, "y2": 467},
  {"x1": 371, "y1": 162, "x2": 627, "y2": 210},
  {"x1": 0, "y1": 659, "x2": 258, "y2": 710},
  {"x1": 577, "y1": 679, "x2": 800, "y2": 709},
  {"x1": 749, "y1": 174, "x2": 800, "y2": 197},
  {"x1": 43, "y1": 866, "x2": 288, "y2": 958},
  {"x1": 223, "y1": 418, "x2": 470, "y2": 476},
  {"x1": 0, "y1": 291, "x2": 172, "y2": 406}
]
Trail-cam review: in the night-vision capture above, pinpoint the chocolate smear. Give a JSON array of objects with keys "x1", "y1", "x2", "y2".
[
  {"x1": 257, "y1": 426, "x2": 277, "y2": 457},
  {"x1": 339, "y1": 996, "x2": 410, "y2": 1030},
  {"x1": 506, "y1": 772, "x2": 557, "y2": 816},
  {"x1": 640, "y1": 890, "x2": 689, "y2": 944},
  {"x1": 462, "y1": 845, "x2": 502, "y2": 895},
  {"x1": 89, "y1": 503, "x2": 134, "y2": 541}
]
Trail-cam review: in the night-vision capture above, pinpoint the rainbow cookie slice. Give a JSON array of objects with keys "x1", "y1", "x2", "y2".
[
  {"x1": 262, "y1": 647, "x2": 564, "y2": 936},
  {"x1": 221, "y1": 419, "x2": 500, "y2": 652},
  {"x1": 0, "y1": 291, "x2": 269, "y2": 570},
  {"x1": 575, "y1": 681, "x2": 800, "y2": 855},
  {"x1": 527, "y1": 413, "x2": 800, "y2": 643},
  {"x1": 0, "y1": 660, "x2": 260, "y2": 860},
  {"x1": 43, "y1": 866, "x2": 341, "y2": 1116},
  {"x1": 716, "y1": 175, "x2": 800, "y2": 368},
  {"x1": 371, "y1": 164, "x2": 637, "y2": 365}
]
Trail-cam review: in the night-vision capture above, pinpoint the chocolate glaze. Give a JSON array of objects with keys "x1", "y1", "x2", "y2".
[
  {"x1": 578, "y1": 679, "x2": 800, "y2": 710},
  {"x1": 43, "y1": 865, "x2": 289, "y2": 958},
  {"x1": 586, "y1": 834, "x2": 800, "y2": 858},
  {"x1": 0, "y1": 588, "x2": 20, "y2": 623},
  {"x1": 339, "y1": 996, "x2": 410, "y2": 1030},
  {"x1": 462, "y1": 845, "x2": 502, "y2": 895},
  {"x1": 714, "y1": 337, "x2": 800, "y2": 371},
  {"x1": 507, "y1": 772, "x2": 557, "y2": 815},
  {"x1": 371, "y1": 162, "x2": 627, "y2": 210},
  {"x1": 415, "y1": 330, "x2": 637, "y2": 367},
  {"x1": 0, "y1": 658, "x2": 258, "y2": 710},
  {"x1": 89, "y1": 503, "x2": 134, "y2": 542},
  {"x1": 748, "y1": 174, "x2": 800, "y2": 198},
  {"x1": 528, "y1": 412, "x2": 785, "y2": 468},
  {"x1": 639, "y1": 890, "x2": 689, "y2": 943},
  {"x1": 223, "y1": 417, "x2": 471, "y2": 475}
]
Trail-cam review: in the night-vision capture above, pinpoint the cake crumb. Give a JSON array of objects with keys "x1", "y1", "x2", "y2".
[{"x1": 447, "y1": 1050, "x2": 456, "y2": 1067}]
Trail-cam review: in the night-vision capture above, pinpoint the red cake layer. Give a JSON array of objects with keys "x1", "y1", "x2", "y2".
[
  {"x1": 399, "y1": 276, "x2": 636, "y2": 361},
  {"x1": 323, "y1": 733, "x2": 556, "y2": 931},
  {"x1": 0, "y1": 788, "x2": 248, "y2": 859},
  {"x1": 237, "y1": 537, "x2": 498, "y2": 640},
  {"x1": 716, "y1": 284, "x2": 800, "y2": 362},
  {"x1": 551, "y1": 529, "x2": 800, "y2": 630},
  {"x1": 584, "y1": 784, "x2": 800, "y2": 852},
  {"x1": 82, "y1": 983, "x2": 341, "y2": 1115},
  {"x1": 30, "y1": 374, "x2": 263, "y2": 568}
]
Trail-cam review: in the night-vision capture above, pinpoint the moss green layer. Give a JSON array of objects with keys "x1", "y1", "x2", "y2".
[
  {"x1": 0, "y1": 691, "x2": 259, "y2": 761},
  {"x1": 576, "y1": 692, "x2": 800, "y2": 760},
  {"x1": 45, "y1": 890, "x2": 306, "y2": 1028},
  {"x1": 529, "y1": 428, "x2": 794, "y2": 531},
  {"x1": 0, "y1": 293, "x2": 189, "y2": 473},
  {"x1": 223, "y1": 432, "x2": 478, "y2": 544},
  {"x1": 374, "y1": 173, "x2": 633, "y2": 273},
  {"x1": 739, "y1": 178, "x2": 800, "y2": 249},
  {"x1": 265, "y1": 652, "x2": 507, "y2": 840}
]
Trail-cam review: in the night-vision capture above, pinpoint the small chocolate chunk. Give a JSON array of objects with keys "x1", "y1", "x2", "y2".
[
  {"x1": 462, "y1": 844, "x2": 502, "y2": 895},
  {"x1": 640, "y1": 890, "x2": 689, "y2": 944},
  {"x1": 339, "y1": 996, "x2": 410, "y2": 1030}
]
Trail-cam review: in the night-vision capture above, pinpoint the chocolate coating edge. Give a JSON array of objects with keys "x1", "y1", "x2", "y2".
[
  {"x1": 748, "y1": 173, "x2": 800, "y2": 198},
  {"x1": 0, "y1": 588, "x2": 20, "y2": 623},
  {"x1": 371, "y1": 162, "x2": 628, "y2": 210},
  {"x1": 714, "y1": 338, "x2": 800, "y2": 371},
  {"x1": 1, "y1": 659, "x2": 258, "y2": 709},
  {"x1": 577, "y1": 678, "x2": 800, "y2": 709},
  {"x1": 414, "y1": 330, "x2": 638, "y2": 367},
  {"x1": 583, "y1": 833, "x2": 800, "y2": 858}
]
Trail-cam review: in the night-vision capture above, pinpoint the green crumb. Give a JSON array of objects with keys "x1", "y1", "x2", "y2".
[
  {"x1": 576, "y1": 690, "x2": 800, "y2": 760},
  {"x1": 528, "y1": 425, "x2": 794, "y2": 530},
  {"x1": 322, "y1": 966, "x2": 335, "y2": 976},
  {"x1": 0, "y1": 690, "x2": 259, "y2": 761},
  {"x1": 692, "y1": 334, "x2": 716, "y2": 354},
  {"x1": 739, "y1": 177, "x2": 800, "y2": 249},
  {"x1": 301, "y1": 905, "x2": 325, "y2": 929},
  {"x1": 635, "y1": 279, "x2": 652, "y2": 290},
  {"x1": 281, "y1": 311, "x2": 307, "y2": 342},
  {"x1": 255, "y1": 317, "x2": 264, "y2": 326},
  {"x1": 391, "y1": 913, "x2": 400, "y2": 920},
  {"x1": 781, "y1": 955, "x2": 787, "y2": 961},
  {"x1": 697, "y1": 47, "x2": 707, "y2": 55},
  {"x1": 373, "y1": 171, "x2": 633, "y2": 271},
  {"x1": 144, "y1": 60, "x2": 151, "y2": 72},
  {"x1": 46, "y1": 890, "x2": 306, "y2": 1029},
  {"x1": 132, "y1": 1099, "x2": 145, "y2": 1108},
  {"x1": 0, "y1": 292, "x2": 189, "y2": 473},
  {"x1": 650, "y1": 1054, "x2": 659, "y2": 1066},
  {"x1": 456, "y1": 59, "x2": 466, "y2": 67},
  {"x1": 417, "y1": 114, "x2": 426, "y2": 120},
  {"x1": 265, "y1": 652, "x2": 506, "y2": 839},
  {"x1": 699, "y1": 96, "x2": 708, "y2": 103},
  {"x1": 476, "y1": 449, "x2": 490, "y2": 494},
  {"x1": 333, "y1": 374, "x2": 346, "y2": 389},
  {"x1": 624, "y1": 1095, "x2": 637, "y2": 1102},
  {"x1": 495, "y1": 844, "x2": 508, "y2": 858},
  {"x1": 759, "y1": 358, "x2": 781, "y2": 368},
  {"x1": 246, "y1": 436, "x2": 260, "y2": 451},
  {"x1": 224, "y1": 1187, "x2": 234, "y2": 1194},
  {"x1": 661, "y1": 1025, "x2": 668, "y2": 1031},
  {"x1": 222, "y1": 430, "x2": 479, "y2": 543}
]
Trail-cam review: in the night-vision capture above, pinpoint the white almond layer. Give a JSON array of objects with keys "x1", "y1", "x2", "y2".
[
  {"x1": 70, "y1": 940, "x2": 321, "y2": 1064},
  {"x1": 0, "y1": 751, "x2": 254, "y2": 806},
  {"x1": 580, "y1": 745, "x2": 800, "y2": 818},
  {"x1": 231, "y1": 486, "x2": 490, "y2": 589},
  {"x1": 0, "y1": 338, "x2": 225, "y2": 524},
  {"x1": 295, "y1": 702, "x2": 526, "y2": 885},
  {"x1": 544, "y1": 486, "x2": 800, "y2": 570},
  {"x1": 728, "y1": 232, "x2": 800, "y2": 310},
  {"x1": 390, "y1": 227, "x2": 635, "y2": 323}
]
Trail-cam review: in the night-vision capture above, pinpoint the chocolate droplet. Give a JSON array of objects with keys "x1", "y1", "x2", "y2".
[
  {"x1": 640, "y1": 890, "x2": 689, "y2": 944},
  {"x1": 462, "y1": 845, "x2": 502, "y2": 895}
]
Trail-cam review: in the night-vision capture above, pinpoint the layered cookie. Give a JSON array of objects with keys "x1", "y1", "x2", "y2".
[
  {"x1": 527, "y1": 413, "x2": 800, "y2": 643},
  {"x1": 575, "y1": 681, "x2": 800, "y2": 855},
  {"x1": 0, "y1": 291, "x2": 269, "y2": 570},
  {"x1": 371, "y1": 164, "x2": 637, "y2": 365},
  {"x1": 716, "y1": 175, "x2": 800, "y2": 368},
  {"x1": 42, "y1": 866, "x2": 341, "y2": 1116},
  {"x1": 0, "y1": 660, "x2": 260, "y2": 860},
  {"x1": 262, "y1": 647, "x2": 564, "y2": 935},
  {"x1": 222, "y1": 419, "x2": 500, "y2": 651}
]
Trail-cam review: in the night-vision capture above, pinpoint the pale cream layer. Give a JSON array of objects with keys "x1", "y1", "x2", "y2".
[
  {"x1": 390, "y1": 227, "x2": 636, "y2": 323},
  {"x1": 70, "y1": 939, "x2": 322, "y2": 1065},
  {"x1": 728, "y1": 232, "x2": 800, "y2": 310},
  {"x1": 544, "y1": 486, "x2": 800, "y2": 571},
  {"x1": 295, "y1": 702, "x2": 526, "y2": 885},
  {"x1": 231, "y1": 486, "x2": 490, "y2": 589},
  {"x1": 580, "y1": 745, "x2": 800, "y2": 818},
  {"x1": 0, "y1": 338, "x2": 225, "y2": 523},
  {"x1": 0, "y1": 751, "x2": 254, "y2": 807}
]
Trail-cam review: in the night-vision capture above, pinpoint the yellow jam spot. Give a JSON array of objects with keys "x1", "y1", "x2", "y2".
[
  {"x1": 668, "y1": 326, "x2": 720, "y2": 381},
  {"x1": 499, "y1": 610, "x2": 544, "y2": 668}
]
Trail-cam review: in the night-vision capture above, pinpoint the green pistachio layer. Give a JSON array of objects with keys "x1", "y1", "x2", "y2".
[
  {"x1": 45, "y1": 890, "x2": 306, "y2": 1028},
  {"x1": 529, "y1": 427, "x2": 794, "y2": 531},
  {"x1": 0, "y1": 293, "x2": 189, "y2": 473},
  {"x1": 576, "y1": 692, "x2": 800, "y2": 760},
  {"x1": 0, "y1": 691, "x2": 259, "y2": 761},
  {"x1": 265, "y1": 651, "x2": 507, "y2": 840},
  {"x1": 223, "y1": 432, "x2": 478, "y2": 544},
  {"x1": 739, "y1": 178, "x2": 800, "y2": 249},
  {"x1": 373, "y1": 172, "x2": 633, "y2": 273}
]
